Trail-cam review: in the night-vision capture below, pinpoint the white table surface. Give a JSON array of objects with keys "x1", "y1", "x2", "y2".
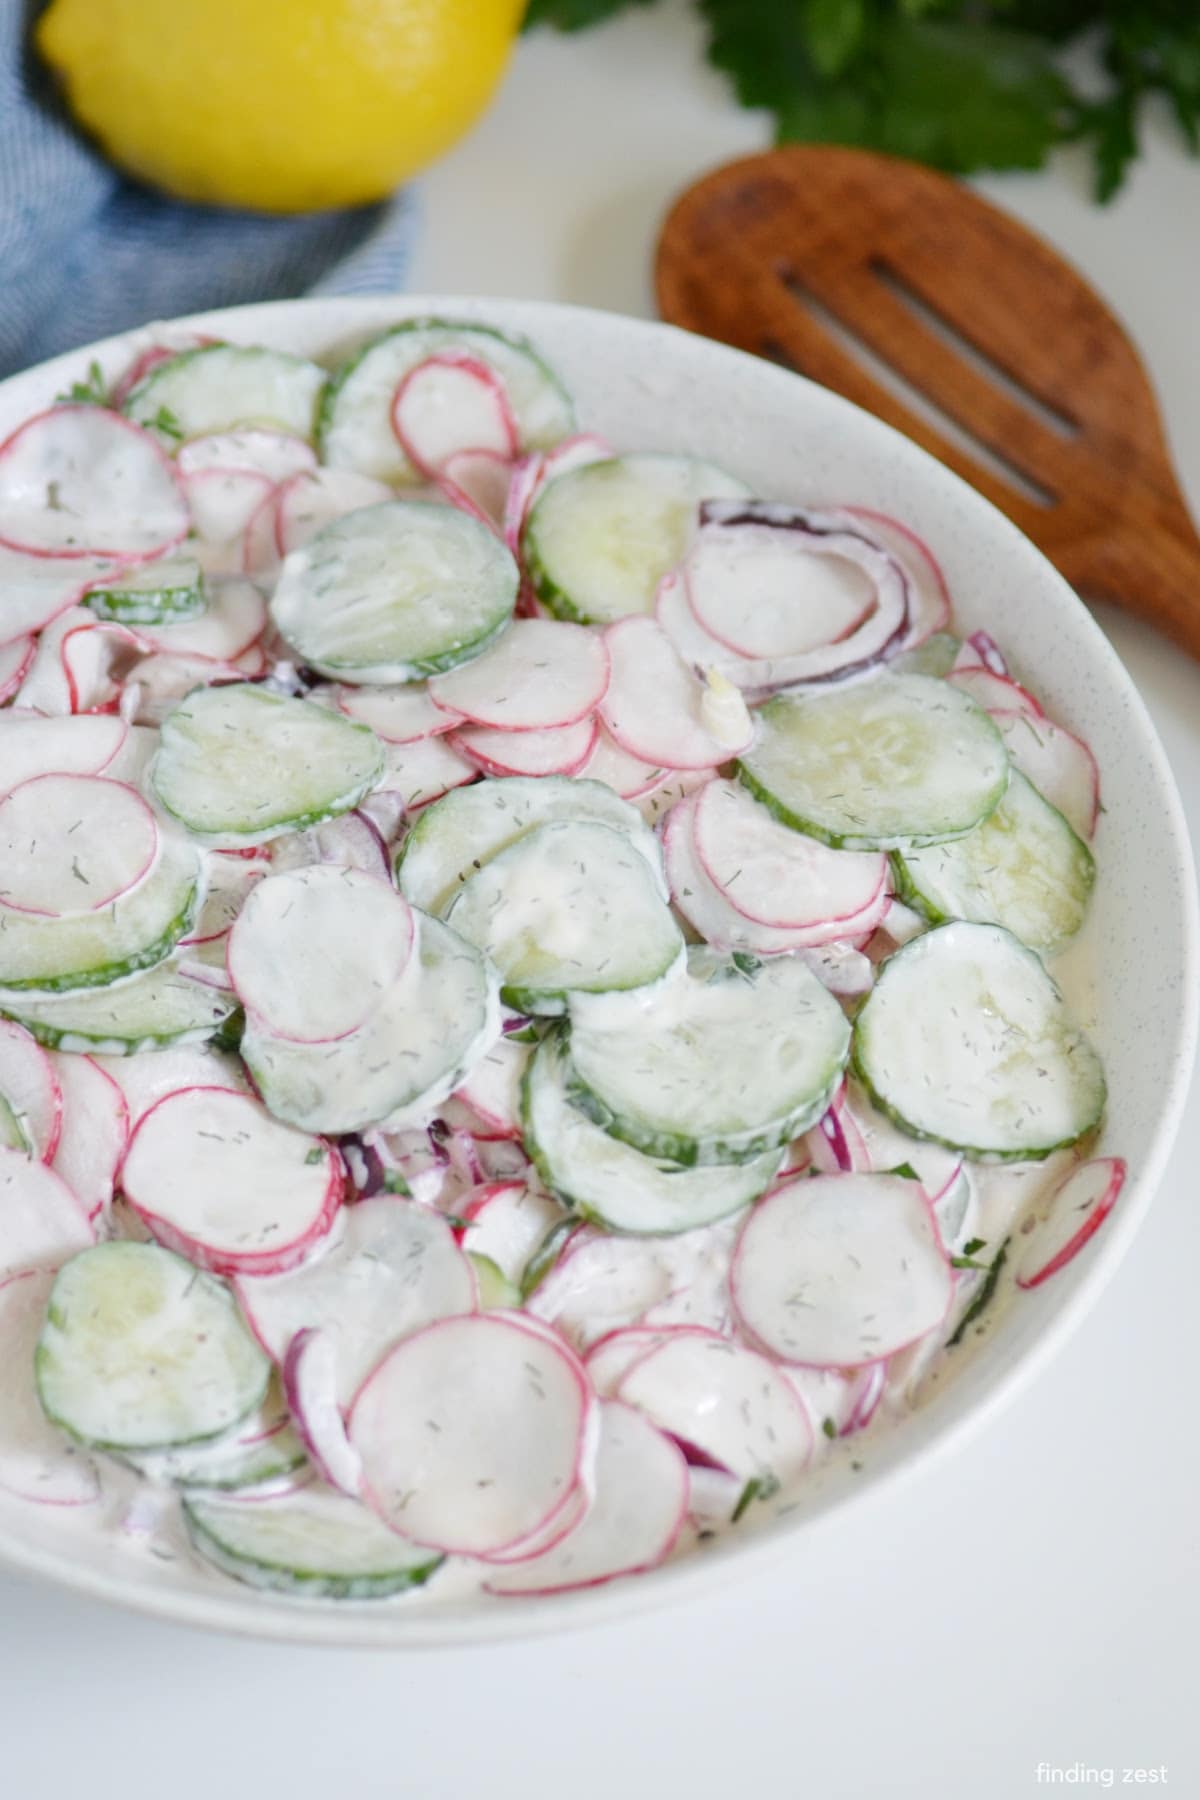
[{"x1": 3, "y1": 9, "x2": 1198, "y2": 1795}]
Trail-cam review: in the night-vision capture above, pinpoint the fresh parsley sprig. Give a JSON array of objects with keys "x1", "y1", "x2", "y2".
[{"x1": 524, "y1": 0, "x2": 1200, "y2": 201}]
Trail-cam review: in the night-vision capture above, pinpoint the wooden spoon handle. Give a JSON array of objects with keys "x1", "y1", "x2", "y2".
[{"x1": 1056, "y1": 513, "x2": 1200, "y2": 661}]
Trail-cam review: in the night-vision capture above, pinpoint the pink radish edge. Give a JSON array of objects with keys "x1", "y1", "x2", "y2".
[
  {"x1": 0, "y1": 406, "x2": 188, "y2": 562},
  {"x1": 728, "y1": 1171, "x2": 953, "y2": 1371},
  {"x1": 348, "y1": 1311, "x2": 597, "y2": 1559},
  {"x1": 281, "y1": 1327, "x2": 364, "y2": 1497},
  {"x1": 390, "y1": 351, "x2": 519, "y2": 479},
  {"x1": 0, "y1": 1020, "x2": 64, "y2": 1163},
  {"x1": 120, "y1": 1087, "x2": 345, "y2": 1278},
  {"x1": 1016, "y1": 1157, "x2": 1127, "y2": 1290}
]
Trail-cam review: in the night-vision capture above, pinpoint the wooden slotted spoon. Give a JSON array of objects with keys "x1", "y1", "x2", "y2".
[{"x1": 656, "y1": 145, "x2": 1200, "y2": 658}]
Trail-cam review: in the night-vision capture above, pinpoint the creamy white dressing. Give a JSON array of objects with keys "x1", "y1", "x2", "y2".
[{"x1": 0, "y1": 337, "x2": 1111, "y2": 1614}]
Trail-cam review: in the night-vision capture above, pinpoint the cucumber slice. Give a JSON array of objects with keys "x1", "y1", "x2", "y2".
[
  {"x1": 184, "y1": 1488, "x2": 444, "y2": 1600},
  {"x1": 738, "y1": 672, "x2": 1010, "y2": 851},
  {"x1": 525, "y1": 453, "x2": 750, "y2": 626},
  {"x1": 396, "y1": 774, "x2": 666, "y2": 918},
  {"x1": 890, "y1": 631, "x2": 961, "y2": 677},
  {"x1": 36, "y1": 1241, "x2": 270, "y2": 1452},
  {"x1": 84, "y1": 557, "x2": 206, "y2": 626},
  {"x1": 318, "y1": 318, "x2": 574, "y2": 484},
  {"x1": 270, "y1": 501, "x2": 518, "y2": 685},
  {"x1": 852, "y1": 921, "x2": 1106, "y2": 1160},
  {"x1": 1, "y1": 961, "x2": 236, "y2": 1053},
  {"x1": 523, "y1": 1032, "x2": 783, "y2": 1235},
  {"x1": 892, "y1": 769, "x2": 1094, "y2": 955},
  {"x1": 151, "y1": 683, "x2": 384, "y2": 847},
  {"x1": 242, "y1": 913, "x2": 499, "y2": 1135},
  {"x1": 124, "y1": 344, "x2": 326, "y2": 445},
  {"x1": 129, "y1": 1385, "x2": 307, "y2": 1491},
  {"x1": 566, "y1": 946, "x2": 850, "y2": 1166},
  {"x1": 445, "y1": 819, "x2": 682, "y2": 1014},
  {"x1": 0, "y1": 833, "x2": 201, "y2": 995}
]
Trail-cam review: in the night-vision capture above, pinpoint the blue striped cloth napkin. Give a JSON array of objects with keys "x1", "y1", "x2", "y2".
[{"x1": 0, "y1": 5, "x2": 419, "y2": 381}]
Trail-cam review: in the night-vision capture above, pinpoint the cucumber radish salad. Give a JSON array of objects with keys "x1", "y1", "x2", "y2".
[{"x1": 0, "y1": 316, "x2": 1124, "y2": 1611}]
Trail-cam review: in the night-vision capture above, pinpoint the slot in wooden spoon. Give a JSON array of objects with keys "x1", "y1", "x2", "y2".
[{"x1": 657, "y1": 145, "x2": 1200, "y2": 658}]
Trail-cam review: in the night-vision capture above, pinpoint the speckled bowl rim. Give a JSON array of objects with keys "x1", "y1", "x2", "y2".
[{"x1": 0, "y1": 296, "x2": 1194, "y2": 1648}]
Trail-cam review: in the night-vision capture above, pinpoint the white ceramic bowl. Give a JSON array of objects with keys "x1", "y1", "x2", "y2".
[{"x1": 0, "y1": 297, "x2": 1194, "y2": 1646}]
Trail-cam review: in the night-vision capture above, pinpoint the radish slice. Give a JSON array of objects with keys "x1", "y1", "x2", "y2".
[
  {"x1": 14, "y1": 607, "x2": 140, "y2": 717},
  {"x1": 136, "y1": 576, "x2": 266, "y2": 661},
  {"x1": 0, "y1": 1146, "x2": 94, "y2": 1279},
  {"x1": 685, "y1": 517, "x2": 876, "y2": 658},
  {"x1": 0, "y1": 1021, "x2": 63, "y2": 1160},
  {"x1": 178, "y1": 852, "x2": 268, "y2": 946},
  {"x1": 0, "y1": 405, "x2": 188, "y2": 560},
  {"x1": 235, "y1": 1196, "x2": 475, "y2": 1407},
  {"x1": 184, "y1": 467, "x2": 274, "y2": 547},
  {"x1": 947, "y1": 663, "x2": 1043, "y2": 723},
  {"x1": 617, "y1": 1327, "x2": 812, "y2": 1484},
  {"x1": 177, "y1": 430, "x2": 316, "y2": 485},
  {"x1": 683, "y1": 502, "x2": 909, "y2": 689},
  {"x1": 1016, "y1": 1157, "x2": 1126, "y2": 1289},
  {"x1": 656, "y1": 564, "x2": 746, "y2": 672},
  {"x1": 960, "y1": 630, "x2": 1010, "y2": 676},
  {"x1": 376, "y1": 736, "x2": 477, "y2": 809},
  {"x1": 457, "y1": 1181, "x2": 564, "y2": 1282},
  {"x1": 991, "y1": 709, "x2": 1100, "y2": 840},
  {"x1": 0, "y1": 711, "x2": 127, "y2": 786},
  {"x1": 503, "y1": 452, "x2": 545, "y2": 555},
  {"x1": 452, "y1": 715, "x2": 598, "y2": 779},
  {"x1": 242, "y1": 484, "x2": 283, "y2": 577},
  {"x1": 731, "y1": 1173, "x2": 953, "y2": 1367},
  {"x1": 838, "y1": 506, "x2": 951, "y2": 649},
  {"x1": 440, "y1": 448, "x2": 512, "y2": 529},
  {"x1": 335, "y1": 682, "x2": 462, "y2": 744},
  {"x1": 0, "y1": 634, "x2": 35, "y2": 700},
  {"x1": 578, "y1": 723, "x2": 666, "y2": 800},
  {"x1": 95, "y1": 1043, "x2": 249, "y2": 1128},
  {"x1": 0, "y1": 774, "x2": 159, "y2": 917},
  {"x1": 121, "y1": 1087, "x2": 342, "y2": 1276},
  {"x1": 126, "y1": 648, "x2": 245, "y2": 725},
  {"x1": 62, "y1": 619, "x2": 143, "y2": 713},
  {"x1": 600, "y1": 617, "x2": 753, "y2": 770},
  {"x1": 692, "y1": 779, "x2": 887, "y2": 936},
  {"x1": 429, "y1": 618, "x2": 609, "y2": 730},
  {"x1": 529, "y1": 1223, "x2": 737, "y2": 1350},
  {"x1": 481, "y1": 1479, "x2": 589, "y2": 1566},
  {"x1": 349, "y1": 1312, "x2": 594, "y2": 1556},
  {"x1": 454, "y1": 1036, "x2": 531, "y2": 1138},
  {"x1": 391, "y1": 351, "x2": 519, "y2": 478},
  {"x1": 49, "y1": 1052, "x2": 129, "y2": 1220},
  {"x1": 281, "y1": 1328, "x2": 364, "y2": 1497},
  {"x1": 804, "y1": 1087, "x2": 871, "y2": 1175},
  {"x1": 585, "y1": 1326, "x2": 680, "y2": 1397},
  {"x1": 0, "y1": 545, "x2": 124, "y2": 642},
  {"x1": 0, "y1": 1270, "x2": 101, "y2": 1506},
  {"x1": 273, "y1": 467, "x2": 394, "y2": 557},
  {"x1": 267, "y1": 810, "x2": 390, "y2": 882},
  {"x1": 226, "y1": 866, "x2": 415, "y2": 1045},
  {"x1": 664, "y1": 790, "x2": 877, "y2": 959},
  {"x1": 484, "y1": 1401, "x2": 687, "y2": 1594}
]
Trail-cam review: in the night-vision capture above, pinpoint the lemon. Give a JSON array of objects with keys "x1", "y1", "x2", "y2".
[{"x1": 37, "y1": 0, "x2": 524, "y2": 214}]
